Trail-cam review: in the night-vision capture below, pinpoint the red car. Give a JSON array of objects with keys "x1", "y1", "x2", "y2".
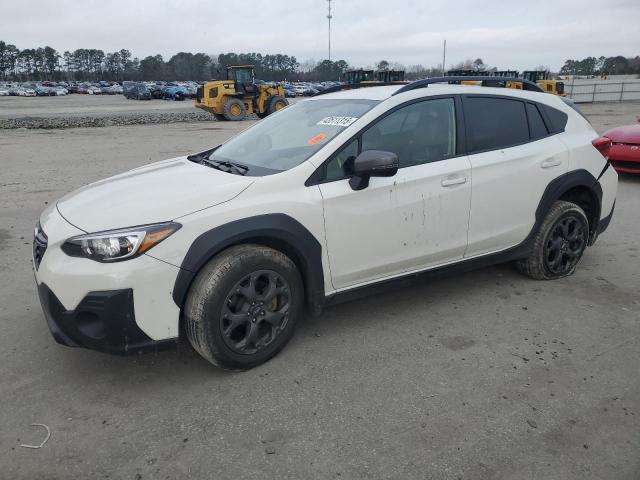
[{"x1": 603, "y1": 124, "x2": 640, "y2": 173}]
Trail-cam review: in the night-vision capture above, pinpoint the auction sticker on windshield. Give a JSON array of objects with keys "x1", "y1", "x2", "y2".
[
  {"x1": 317, "y1": 116, "x2": 359, "y2": 127},
  {"x1": 308, "y1": 133, "x2": 328, "y2": 145}
]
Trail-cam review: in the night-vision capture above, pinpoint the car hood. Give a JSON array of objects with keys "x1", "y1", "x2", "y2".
[
  {"x1": 56, "y1": 157, "x2": 255, "y2": 232},
  {"x1": 603, "y1": 124, "x2": 640, "y2": 144}
]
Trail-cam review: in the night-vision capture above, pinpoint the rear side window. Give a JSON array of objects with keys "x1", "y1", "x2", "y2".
[
  {"x1": 526, "y1": 103, "x2": 548, "y2": 139},
  {"x1": 464, "y1": 97, "x2": 529, "y2": 152}
]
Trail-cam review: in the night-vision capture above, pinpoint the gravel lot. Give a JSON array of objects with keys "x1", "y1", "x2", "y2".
[
  {"x1": 0, "y1": 95, "x2": 301, "y2": 129},
  {"x1": 0, "y1": 100, "x2": 639, "y2": 479},
  {"x1": 0, "y1": 94, "x2": 196, "y2": 119},
  {"x1": 0, "y1": 95, "x2": 209, "y2": 129}
]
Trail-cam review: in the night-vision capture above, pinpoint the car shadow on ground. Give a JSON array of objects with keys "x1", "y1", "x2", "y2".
[
  {"x1": 48, "y1": 261, "x2": 523, "y2": 384},
  {"x1": 618, "y1": 172, "x2": 640, "y2": 184}
]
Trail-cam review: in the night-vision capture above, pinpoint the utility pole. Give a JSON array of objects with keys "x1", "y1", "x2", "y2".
[
  {"x1": 442, "y1": 39, "x2": 446, "y2": 76},
  {"x1": 327, "y1": 0, "x2": 333, "y2": 61}
]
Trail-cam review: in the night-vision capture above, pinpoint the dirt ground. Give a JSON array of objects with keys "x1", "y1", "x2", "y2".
[
  {"x1": 0, "y1": 100, "x2": 639, "y2": 480},
  {"x1": 0, "y1": 94, "x2": 194, "y2": 119}
]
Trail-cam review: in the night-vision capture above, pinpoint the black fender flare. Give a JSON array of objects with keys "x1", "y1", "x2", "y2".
[
  {"x1": 534, "y1": 169, "x2": 602, "y2": 244},
  {"x1": 172, "y1": 214, "x2": 325, "y2": 315}
]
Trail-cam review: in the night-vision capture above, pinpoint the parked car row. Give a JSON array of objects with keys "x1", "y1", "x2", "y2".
[
  {"x1": 0, "y1": 81, "x2": 124, "y2": 97},
  {"x1": 123, "y1": 81, "x2": 199, "y2": 101},
  {"x1": 66, "y1": 81, "x2": 124, "y2": 95},
  {"x1": 281, "y1": 81, "x2": 342, "y2": 97},
  {"x1": 0, "y1": 79, "x2": 344, "y2": 101},
  {"x1": 0, "y1": 83, "x2": 37, "y2": 96}
]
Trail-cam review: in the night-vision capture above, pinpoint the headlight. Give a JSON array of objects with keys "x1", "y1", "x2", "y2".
[{"x1": 61, "y1": 222, "x2": 181, "y2": 262}]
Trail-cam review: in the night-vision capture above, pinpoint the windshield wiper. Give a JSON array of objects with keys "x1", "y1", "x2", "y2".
[{"x1": 201, "y1": 158, "x2": 249, "y2": 176}]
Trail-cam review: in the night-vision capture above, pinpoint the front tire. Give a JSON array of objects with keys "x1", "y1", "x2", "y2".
[
  {"x1": 222, "y1": 98, "x2": 247, "y2": 121},
  {"x1": 184, "y1": 245, "x2": 304, "y2": 370},
  {"x1": 516, "y1": 200, "x2": 589, "y2": 280}
]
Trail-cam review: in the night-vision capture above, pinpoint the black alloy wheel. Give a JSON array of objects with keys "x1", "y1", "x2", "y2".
[
  {"x1": 221, "y1": 270, "x2": 290, "y2": 355},
  {"x1": 544, "y1": 215, "x2": 587, "y2": 275},
  {"x1": 515, "y1": 200, "x2": 590, "y2": 280}
]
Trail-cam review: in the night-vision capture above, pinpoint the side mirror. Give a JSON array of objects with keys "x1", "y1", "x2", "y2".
[{"x1": 349, "y1": 150, "x2": 399, "y2": 191}]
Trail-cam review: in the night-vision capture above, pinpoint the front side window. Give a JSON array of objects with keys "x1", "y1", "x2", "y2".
[
  {"x1": 210, "y1": 99, "x2": 378, "y2": 175},
  {"x1": 323, "y1": 98, "x2": 457, "y2": 181},
  {"x1": 465, "y1": 97, "x2": 529, "y2": 152},
  {"x1": 361, "y1": 98, "x2": 456, "y2": 168},
  {"x1": 325, "y1": 139, "x2": 358, "y2": 182}
]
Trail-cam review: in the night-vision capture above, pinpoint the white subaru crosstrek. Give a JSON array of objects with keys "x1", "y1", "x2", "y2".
[{"x1": 34, "y1": 79, "x2": 617, "y2": 370}]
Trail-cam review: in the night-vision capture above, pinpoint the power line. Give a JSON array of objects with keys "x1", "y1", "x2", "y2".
[{"x1": 442, "y1": 39, "x2": 446, "y2": 76}]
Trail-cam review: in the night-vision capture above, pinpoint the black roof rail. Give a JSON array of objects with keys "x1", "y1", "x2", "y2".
[
  {"x1": 311, "y1": 82, "x2": 403, "y2": 97},
  {"x1": 393, "y1": 76, "x2": 544, "y2": 95}
]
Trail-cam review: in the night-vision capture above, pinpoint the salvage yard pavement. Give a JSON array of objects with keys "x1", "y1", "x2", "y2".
[{"x1": 0, "y1": 101, "x2": 639, "y2": 479}]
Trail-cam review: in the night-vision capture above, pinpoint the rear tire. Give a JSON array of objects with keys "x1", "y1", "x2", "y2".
[
  {"x1": 516, "y1": 200, "x2": 589, "y2": 280},
  {"x1": 222, "y1": 98, "x2": 247, "y2": 121},
  {"x1": 267, "y1": 95, "x2": 288, "y2": 115},
  {"x1": 184, "y1": 244, "x2": 304, "y2": 370}
]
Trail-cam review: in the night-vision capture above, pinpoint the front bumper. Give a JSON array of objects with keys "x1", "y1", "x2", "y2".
[
  {"x1": 37, "y1": 283, "x2": 175, "y2": 355},
  {"x1": 34, "y1": 205, "x2": 183, "y2": 352},
  {"x1": 609, "y1": 144, "x2": 640, "y2": 173}
]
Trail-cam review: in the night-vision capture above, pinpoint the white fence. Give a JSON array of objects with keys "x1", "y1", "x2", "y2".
[{"x1": 564, "y1": 80, "x2": 640, "y2": 103}]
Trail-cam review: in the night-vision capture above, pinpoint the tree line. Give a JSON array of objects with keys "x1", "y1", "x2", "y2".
[
  {"x1": 0, "y1": 41, "x2": 352, "y2": 82},
  {"x1": 2, "y1": 41, "x2": 638, "y2": 83},
  {"x1": 559, "y1": 56, "x2": 640, "y2": 76}
]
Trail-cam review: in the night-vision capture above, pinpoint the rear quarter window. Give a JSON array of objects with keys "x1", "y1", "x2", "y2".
[
  {"x1": 526, "y1": 103, "x2": 549, "y2": 139},
  {"x1": 540, "y1": 104, "x2": 569, "y2": 134}
]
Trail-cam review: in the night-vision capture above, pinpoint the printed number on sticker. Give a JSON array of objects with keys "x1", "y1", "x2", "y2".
[{"x1": 317, "y1": 116, "x2": 359, "y2": 127}]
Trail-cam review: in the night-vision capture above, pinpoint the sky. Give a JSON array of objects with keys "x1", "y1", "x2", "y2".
[{"x1": 2, "y1": 0, "x2": 638, "y2": 71}]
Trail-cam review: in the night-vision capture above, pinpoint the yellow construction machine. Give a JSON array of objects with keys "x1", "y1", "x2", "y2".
[
  {"x1": 445, "y1": 69, "x2": 487, "y2": 86},
  {"x1": 344, "y1": 69, "x2": 376, "y2": 85},
  {"x1": 522, "y1": 71, "x2": 566, "y2": 96},
  {"x1": 375, "y1": 70, "x2": 406, "y2": 83},
  {"x1": 195, "y1": 65, "x2": 289, "y2": 121},
  {"x1": 343, "y1": 69, "x2": 407, "y2": 86},
  {"x1": 444, "y1": 69, "x2": 566, "y2": 96}
]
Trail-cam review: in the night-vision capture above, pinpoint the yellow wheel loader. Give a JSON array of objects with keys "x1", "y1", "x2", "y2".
[
  {"x1": 522, "y1": 71, "x2": 566, "y2": 96},
  {"x1": 195, "y1": 65, "x2": 289, "y2": 121}
]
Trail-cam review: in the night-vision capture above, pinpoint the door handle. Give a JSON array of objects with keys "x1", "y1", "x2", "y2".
[
  {"x1": 441, "y1": 176, "x2": 467, "y2": 187},
  {"x1": 541, "y1": 158, "x2": 561, "y2": 168}
]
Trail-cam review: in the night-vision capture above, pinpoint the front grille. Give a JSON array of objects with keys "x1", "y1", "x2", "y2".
[
  {"x1": 33, "y1": 223, "x2": 48, "y2": 270},
  {"x1": 196, "y1": 86, "x2": 204, "y2": 101}
]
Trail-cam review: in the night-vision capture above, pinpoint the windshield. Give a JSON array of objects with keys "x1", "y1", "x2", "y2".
[{"x1": 210, "y1": 99, "x2": 379, "y2": 175}]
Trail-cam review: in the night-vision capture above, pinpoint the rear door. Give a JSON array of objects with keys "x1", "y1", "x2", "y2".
[{"x1": 463, "y1": 96, "x2": 569, "y2": 257}]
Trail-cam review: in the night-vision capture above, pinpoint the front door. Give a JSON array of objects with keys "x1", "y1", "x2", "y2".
[{"x1": 318, "y1": 97, "x2": 472, "y2": 291}]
